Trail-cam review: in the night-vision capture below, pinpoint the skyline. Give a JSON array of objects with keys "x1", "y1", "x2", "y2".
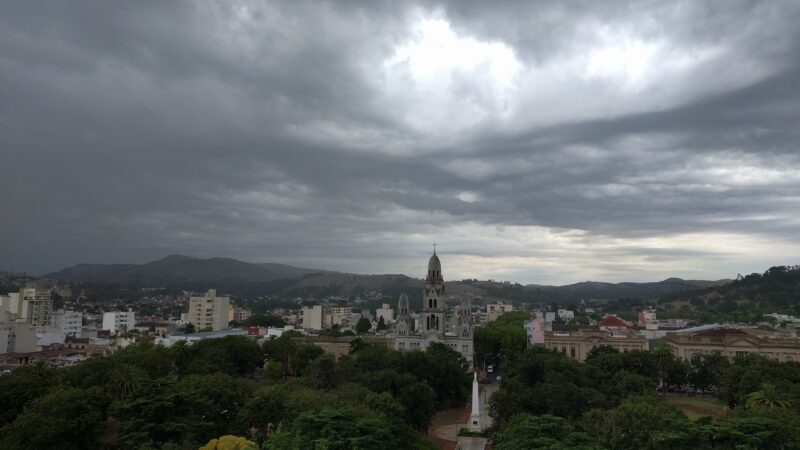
[{"x1": 2, "y1": 1, "x2": 800, "y2": 284}]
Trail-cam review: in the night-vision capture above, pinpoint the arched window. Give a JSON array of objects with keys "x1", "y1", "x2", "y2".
[
  {"x1": 426, "y1": 316, "x2": 430, "y2": 329},
  {"x1": 433, "y1": 299, "x2": 437, "y2": 308}
]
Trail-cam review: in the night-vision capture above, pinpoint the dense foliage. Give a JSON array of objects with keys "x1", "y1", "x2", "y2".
[
  {"x1": 490, "y1": 345, "x2": 800, "y2": 449},
  {"x1": 0, "y1": 337, "x2": 468, "y2": 449}
]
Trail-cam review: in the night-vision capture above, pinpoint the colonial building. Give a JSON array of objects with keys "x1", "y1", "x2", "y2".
[
  {"x1": 394, "y1": 251, "x2": 474, "y2": 366},
  {"x1": 665, "y1": 325, "x2": 800, "y2": 362},
  {"x1": 544, "y1": 316, "x2": 647, "y2": 361}
]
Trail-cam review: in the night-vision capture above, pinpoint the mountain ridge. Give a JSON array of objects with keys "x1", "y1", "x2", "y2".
[{"x1": 44, "y1": 254, "x2": 334, "y2": 284}]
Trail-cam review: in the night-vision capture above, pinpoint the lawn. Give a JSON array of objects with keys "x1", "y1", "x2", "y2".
[{"x1": 666, "y1": 395, "x2": 726, "y2": 421}]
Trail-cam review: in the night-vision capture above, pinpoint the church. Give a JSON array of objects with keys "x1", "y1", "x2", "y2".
[{"x1": 393, "y1": 250, "x2": 474, "y2": 367}]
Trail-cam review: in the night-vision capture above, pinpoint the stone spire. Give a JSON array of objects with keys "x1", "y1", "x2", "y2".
[{"x1": 469, "y1": 371, "x2": 481, "y2": 430}]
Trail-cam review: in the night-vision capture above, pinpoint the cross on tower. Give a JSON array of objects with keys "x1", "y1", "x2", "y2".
[{"x1": 433, "y1": 242, "x2": 437, "y2": 254}]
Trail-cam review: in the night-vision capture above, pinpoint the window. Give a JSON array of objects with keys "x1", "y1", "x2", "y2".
[
  {"x1": 570, "y1": 348, "x2": 576, "y2": 358},
  {"x1": 561, "y1": 347, "x2": 567, "y2": 354}
]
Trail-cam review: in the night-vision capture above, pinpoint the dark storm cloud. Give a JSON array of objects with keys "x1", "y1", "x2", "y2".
[{"x1": 1, "y1": 0, "x2": 799, "y2": 283}]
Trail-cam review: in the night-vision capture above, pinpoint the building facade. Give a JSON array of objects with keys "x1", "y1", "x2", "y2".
[
  {"x1": 102, "y1": 310, "x2": 136, "y2": 334},
  {"x1": 302, "y1": 305, "x2": 324, "y2": 331},
  {"x1": 487, "y1": 302, "x2": 513, "y2": 322},
  {"x1": 393, "y1": 251, "x2": 474, "y2": 367},
  {"x1": 0, "y1": 302, "x2": 36, "y2": 354},
  {"x1": 544, "y1": 327, "x2": 647, "y2": 361},
  {"x1": 19, "y1": 288, "x2": 53, "y2": 326},
  {"x1": 53, "y1": 309, "x2": 83, "y2": 338},
  {"x1": 188, "y1": 289, "x2": 230, "y2": 331},
  {"x1": 376, "y1": 303, "x2": 394, "y2": 323},
  {"x1": 665, "y1": 326, "x2": 800, "y2": 362}
]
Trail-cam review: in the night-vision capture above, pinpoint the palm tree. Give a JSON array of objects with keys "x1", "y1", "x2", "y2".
[
  {"x1": 703, "y1": 351, "x2": 729, "y2": 396},
  {"x1": 746, "y1": 383, "x2": 792, "y2": 410},
  {"x1": 108, "y1": 364, "x2": 144, "y2": 401},
  {"x1": 652, "y1": 344, "x2": 675, "y2": 396}
]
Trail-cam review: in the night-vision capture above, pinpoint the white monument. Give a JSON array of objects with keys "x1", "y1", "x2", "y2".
[{"x1": 469, "y1": 371, "x2": 481, "y2": 430}]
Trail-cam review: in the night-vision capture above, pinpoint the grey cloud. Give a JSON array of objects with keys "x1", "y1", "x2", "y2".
[{"x1": 1, "y1": 1, "x2": 799, "y2": 283}]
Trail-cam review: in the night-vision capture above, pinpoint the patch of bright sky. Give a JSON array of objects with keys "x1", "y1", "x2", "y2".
[{"x1": 381, "y1": 15, "x2": 521, "y2": 137}]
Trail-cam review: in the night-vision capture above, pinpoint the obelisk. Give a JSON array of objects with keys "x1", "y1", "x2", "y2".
[{"x1": 469, "y1": 371, "x2": 481, "y2": 431}]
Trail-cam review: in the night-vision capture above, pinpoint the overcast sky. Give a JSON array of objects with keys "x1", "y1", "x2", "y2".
[{"x1": 2, "y1": 1, "x2": 799, "y2": 284}]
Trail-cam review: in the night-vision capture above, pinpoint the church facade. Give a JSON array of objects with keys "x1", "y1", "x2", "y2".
[{"x1": 394, "y1": 251, "x2": 474, "y2": 367}]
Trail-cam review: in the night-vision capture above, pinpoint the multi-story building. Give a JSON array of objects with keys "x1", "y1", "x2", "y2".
[
  {"x1": 0, "y1": 301, "x2": 37, "y2": 354},
  {"x1": 393, "y1": 251, "x2": 474, "y2": 367},
  {"x1": 665, "y1": 325, "x2": 800, "y2": 362},
  {"x1": 229, "y1": 305, "x2": 252, "y2": 323},
  {"x1": 102, "y1": 310, "x2": 136, "y2": 334},
  {"x1": 524, "y1": 316, "x2": 546, "y2": 346},
  {"x1": 53, "y1": 309, "x2": 83, "y2": 338},
  {"x1": 376, "y1": 303, "x2": 394, "y2": 323},
  {"x1": 302, "y1": 305, "x2": 324, "y2": 330},
  {"x1": 329, "y1": 304, "x2": 353, "y2": 327},
  {"x1": 188, "y1": 289, "x2": 230, "y2": 331},
  {"x1": 487, "y1": 302, "x2": 513, "y2": 322},
  {"x1": 17, "y1": 288, "x2": 53, "y2": 326},
  {"x1": 544, "y1": 326, "x2": 647, "y2": 361}
]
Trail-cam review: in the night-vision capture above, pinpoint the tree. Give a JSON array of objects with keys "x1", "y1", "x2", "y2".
[
  {"x1": 108, "y1": 363, "x2": 147, "y2": 401},
  {"x1": 263, "y1": 334, "x2": 298, "y2": 377},
  {"x1": 181, "y1": 336, "x2": 264, "y2": 376},
  {"x1": 306, "y1": 353, "x2": 338, "y2": 390},
  {"x1": 265, "y1": 406, "x2": 413, "y2": 450},
  {"x1": 355, "y1": 369, "x2": 436, "y2": 431},
  {"x1": 0, "y1": 363, "x2": 57, "y2": 427},
  {"x1": 179, "y1": 323, "x2": 196, "y2": 334},
  {"x1": 746, "y1": 383, "x2": 792, "y2": 411},
  {"x1": 582, "y1": 395, "x2": 695, "y2": 450},
  {"x1": 243, "y1": 314, "x2": 285, "y2": 328},
  {"x1": 494, "y1": 414, "x2": 604, "y2": 450},
  {"x1": 652, "y1": 344, "x2": 676, "y2": 396},
  {"x1": 0, "y1": 386, "x2": 109, "y2": 450},
  {"x1": 377, "y1": 316, "x2": 387, "y2": 330},
  {"x1": 356, "y1": 317, "x2": 372, "y2": 334},
  {"x1": 200, "y1": 435, "x2": 258, "y2": 450},
  {"x1": 113, "y1": 373, "x2": 255, "y2": 448}
]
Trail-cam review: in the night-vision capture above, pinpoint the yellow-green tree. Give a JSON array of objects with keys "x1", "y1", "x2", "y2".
[{"x1": 200, "y1": 435, "x2": 258, "y2": 450}]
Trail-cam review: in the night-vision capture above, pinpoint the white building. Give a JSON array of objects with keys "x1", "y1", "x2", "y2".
[
  {"x1": 557, "y1": 309, "x2": 575, "y2": 321},
  {"x1": 36, "y1": 326, "x2": 65, "y2": 346},
  {"x1": 394, "y1": 251, "x2": 474, "y2": 367},
  {"x1": 487, "y1": 302, "x2": 514, "y2": 322},
  {"x1": 102, "y1": 310, "x2": 136, "y2": 334},
  {"x1": 188, "y1": 289, "x2": 230, "y2": 331},
  {"x1": 376, "y1": 303, "x2": 394, "y2": 323},
  {"x1": 53, "y1": 309, "x2": 83, "y2": 338},
  {"x1": 302, "y1": 305, "x2": 324, "y2": 330}
]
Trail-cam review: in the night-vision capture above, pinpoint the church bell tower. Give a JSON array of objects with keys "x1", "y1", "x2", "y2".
[{"x1": 422, "y1": 247, "x2": 446, "y2": 337}]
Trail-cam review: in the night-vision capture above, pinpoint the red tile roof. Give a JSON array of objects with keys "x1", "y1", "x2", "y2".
[{"x1": 598, "y1": 315, "x2": 632, "y2": 328}]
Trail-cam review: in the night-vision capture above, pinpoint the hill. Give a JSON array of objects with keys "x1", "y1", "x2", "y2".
[
  {"x1": 656, "y1": 265, "x2": 800, "y2": 322},
  {"x1": 524, "y1": 277, "x2": 730, "y2": 303},
  {"x1": 44, "y1": 255, "x2": 332, "y2": 285},
  {"x1": 42, "y1": 255, "x2": 733, "y2": 305}
]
